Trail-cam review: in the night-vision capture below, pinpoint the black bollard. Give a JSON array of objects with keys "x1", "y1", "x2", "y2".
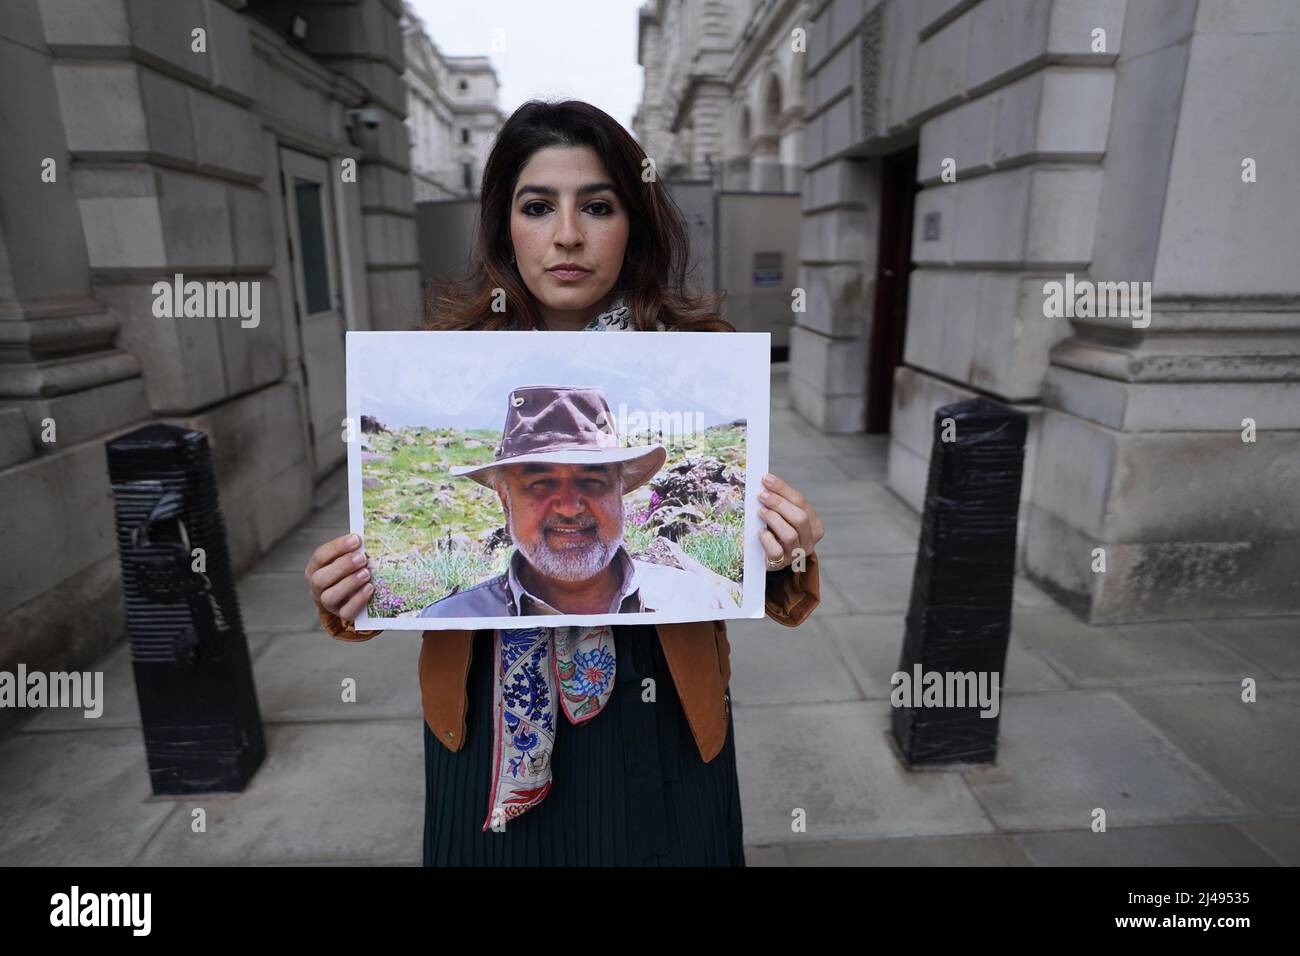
[
  {"x1": 891, "y1": 396, "x2": 1027, "y2": 766},
  {"x1": 106, "y1": 424, "x2": 264, "y2": 794}
]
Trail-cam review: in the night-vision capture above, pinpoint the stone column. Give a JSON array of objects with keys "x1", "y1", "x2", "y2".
[
  {"x1": 0, "y1": 0, "x2": 148, "y2": 452},
  {"x1": 1024, "y1": 1, "x2": 1300, "y2": 621},
  {"x1": 684, "y1": 80, "x2": 730, "y2": 177}
]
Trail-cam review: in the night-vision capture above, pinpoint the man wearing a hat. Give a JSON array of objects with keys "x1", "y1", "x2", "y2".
[{"x1": 418, "y1": 385, "x2": 736, "y2": 618}]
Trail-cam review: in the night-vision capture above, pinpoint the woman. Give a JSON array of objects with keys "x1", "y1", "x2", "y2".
[{"x1": 306, "y1": 100, "x2": 824, "y2": 865}]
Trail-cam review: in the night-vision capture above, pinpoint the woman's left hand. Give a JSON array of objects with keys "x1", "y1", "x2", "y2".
[{"x1": 757, "y1": 472, "x2": 825, "y2": 572}]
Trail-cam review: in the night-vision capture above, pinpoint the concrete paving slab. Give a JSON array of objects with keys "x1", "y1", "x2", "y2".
[
  {"x1": 961, "y1": 690, "x2": 1251, "y2": 831},
  {"x1": 253, "y1": 628, "x2": 423, "y2": 723},
  {"x1": 770, "y1": 431, "x2": 844, "y2": 462},
  {"x1": 261, "y1": 856, "x2": 419, "y2": 866},
  {"x1": 788, "y1": 479, "x2": 918, "y2": 518},
  {"x1": 734, "y1": 699, "x2": 994, "y2": 845},
  {"x1": 298, "y1": 505, "x2": 348, "y2": 535},
  {"x1": 22, "y1": 640, "x2": 141, "y2": 731},
  {"x1": 308, "y1": 471, "x2": 346, "y2": 508},
  {"x1": 726, "y1": 615, "x2": 863, "y2": 706},
  {"x1": 132, "y1": 719, "x2": 423, "y2": 865},
  {"x1": 1015, "y1": 823, "x2": 1280, "y2": 866},
  {"x1": 815, "y1": 511, "x2": 919, "y2": 557},
  {"x1": 826, "y1": 433, "x2": 887, "y2": 457},
  {"x1": 246, "y1": 631, "x2": 276, "y2": 661},
  {"x1": 784, "y1": 832, "x2": 1033, "y2": 866},
  {"x1": 819, "y1": 555, "x2": 917, "y2": 613},
  {"x1": 1001, "y1": 638, "x2": 1073, "y2": 693},
  {"x1": 1234, "y1": 819, "x2": 1300, "y2": 865},
  {"x1": 763, "y1": 455, "x2": 861, "y2": 485},
  {"x1": 742, "y1": 844, "x2": 792, "y2": 866},
  {"x1": 1190, "y1": 617, "x2": 1300, "y2": 679},
  {"x1": 820, "y1": 613, "x2": 907, "y2": 700},
  {"x1": 259, "y1": 526, "x2": 337, "y2": 573},
  {"x1": 771, "y1": 415, "x2": 811, "y2": 438},
  {"x1": 1013, "y1": 610, "x2": 1259, "y2": 687},
  {"x1": 765, "y1": 417, "x2": 811, "y2": 440},
  {"x1": 829, "y1": 456, "x2": 881, "y2": 480},
  {"x1": 1120, "y1": 682, "x2": 1300, "y2": 816},
  {"x1": 823, "y1": 613, "x2": 1070, "y2": 698},
  {"x1": 769, "y1": 426, "x2": 806, "y2": 450},
  {"x1": 236, "y1": 570, "x2": 324, "y2": 631},
  {"x1": 1013, "y1": 576, "x2": 1058, "y2": 609},
  {"x1": 806, "y1": 570, "x2": 855, "y2": 617},
  {"x1": 22, "y1": 631, "x2": 277, "y2": 732},
  {"x1": 829, "y1": 452, "x2": 888, "y2": 482},
  {"x1": 0, "y1": 727, "x2": 175, "y2": 865}
]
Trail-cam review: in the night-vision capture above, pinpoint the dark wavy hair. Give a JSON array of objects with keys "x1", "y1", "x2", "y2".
[{"x1": 423, "y1": 99, "x2": 732, "y2": 333}]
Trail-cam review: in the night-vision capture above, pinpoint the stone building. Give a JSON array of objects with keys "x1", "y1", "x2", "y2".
[
  {"x1": 637, "y1": 0, "x2": 1299, "y2": 623},
  {"x1": 636, "y1": 0, "x2": 810, "y2": 192},
  {"x1": 401, "y1": 3, "x2": 504, "y2": 201},
  {"x1": 635, "y1": 0, "x2": 812, "y2": 353},
  {"x1": 0, "y1": 0, "x2": 422, "y2": 677}
]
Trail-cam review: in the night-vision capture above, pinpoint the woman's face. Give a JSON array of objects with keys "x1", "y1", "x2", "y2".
[{"x1": 509, "y1": 145, "x2": 630, "y2": 330}]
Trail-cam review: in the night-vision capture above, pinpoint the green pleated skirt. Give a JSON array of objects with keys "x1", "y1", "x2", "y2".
[{"x1": 423, "y1": 625, "x2": 745, "y2": 866}]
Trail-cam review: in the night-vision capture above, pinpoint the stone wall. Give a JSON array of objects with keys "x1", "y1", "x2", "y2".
[
  {"x1": 0, "y1": 0, "x2": 420, "y2": 676},
  {"x1": 797, "y1": 0, "x2": 1300, "y2": 622},
  {"x1": 1024, "y1": 0, "x2": 1300, "y2": 621}
]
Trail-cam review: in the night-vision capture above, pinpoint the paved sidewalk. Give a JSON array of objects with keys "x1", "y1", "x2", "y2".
[{"x1": 1, "y1": 367, "x2": 1296, "y2": 866}]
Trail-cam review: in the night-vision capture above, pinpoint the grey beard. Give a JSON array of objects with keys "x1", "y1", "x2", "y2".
[{"x1": 506, "y1": 501, "x2": 622, "y2": 583}]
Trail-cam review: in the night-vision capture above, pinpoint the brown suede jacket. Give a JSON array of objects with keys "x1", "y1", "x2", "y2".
[{"x1": 316, "y1": 552, "x2": 820, "y2": 763}]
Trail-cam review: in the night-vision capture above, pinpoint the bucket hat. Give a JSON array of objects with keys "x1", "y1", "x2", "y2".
[{"x1": 449, "y1": 385, "x2": 666, "y2": 492}]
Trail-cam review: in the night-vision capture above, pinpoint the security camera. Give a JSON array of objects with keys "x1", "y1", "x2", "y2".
[{"x1": 348, "y1": 107, "x2": 382, "y2": 130}]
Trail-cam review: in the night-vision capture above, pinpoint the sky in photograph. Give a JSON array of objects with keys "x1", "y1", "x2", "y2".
[
  {"x1": 350, "y1": 331, "x2": 770, "y2": 434},
  {"x1": 406, "y1": 0, "x2": 648, "y2": 133}
]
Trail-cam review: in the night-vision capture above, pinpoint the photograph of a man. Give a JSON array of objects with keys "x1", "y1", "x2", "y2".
[{"x1": 418, "y1": 385, "x2": 736, "y2": 619}]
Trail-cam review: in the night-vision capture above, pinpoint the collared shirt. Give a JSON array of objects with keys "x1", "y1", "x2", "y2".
[
  {"x1": 416, "y1": 544, "x2": 735, "y2": 618},
  {"x1": 503, "y1": 545, "x2": 641, "y2": 615}
]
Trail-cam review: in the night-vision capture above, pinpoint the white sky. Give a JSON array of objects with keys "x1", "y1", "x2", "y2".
[
  {"x1": 406, "y1": 0, "x2": 648, "y2": 133},
  {"x1": 351, "y1": 331, "x2": 771, "y2": 431}
]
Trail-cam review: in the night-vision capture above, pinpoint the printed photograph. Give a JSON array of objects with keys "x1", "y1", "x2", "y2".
[{"x1": 346, "y1": 329, "x2": 771, "y2": 628}]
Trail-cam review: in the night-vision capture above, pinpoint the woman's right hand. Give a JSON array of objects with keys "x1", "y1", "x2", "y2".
[{"x1": 305, "y1": 533, "x2": 373, "y2": 624}]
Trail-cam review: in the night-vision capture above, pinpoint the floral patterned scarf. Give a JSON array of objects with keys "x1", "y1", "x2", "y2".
[{"x1": 483, "y1": 295, "x2": 656, "y2": 831}]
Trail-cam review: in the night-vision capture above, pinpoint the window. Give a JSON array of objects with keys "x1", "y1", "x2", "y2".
[
  {"x1": 462, "y1": 163, "x2": 473, "y2": 190},
  {"x1": 461, "y1": 128, "x2": 470, "y2": 144},
  {"x1": 293, "y1": 179, "x2": 331, "y2": 314},
  {"x1": 458, "y1": 79, "x2": 468, "y2": 92}
]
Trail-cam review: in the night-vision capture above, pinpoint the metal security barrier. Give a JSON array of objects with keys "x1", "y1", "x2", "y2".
[
  {"x1": 891, "y1": 397, "x2": 1028, "y2": 766},
  {"x1": 106, "y1": 424, "x2": 264, "y2": 794}
]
